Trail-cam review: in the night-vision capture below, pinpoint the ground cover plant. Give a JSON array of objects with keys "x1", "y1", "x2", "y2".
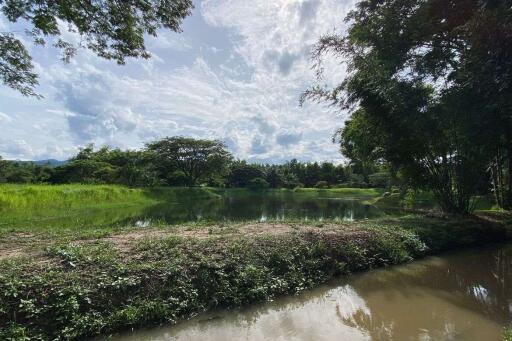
[{"x1": 0, "y1": 211, "x2": 510, "y2": 340}]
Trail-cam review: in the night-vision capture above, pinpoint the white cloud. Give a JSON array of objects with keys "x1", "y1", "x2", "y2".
[
  {"x1": 0, "y1": 112, "x2": 13, "y2": 123},
  {"x1": 0, "y1": 0, "x2": 355, "y2": 163},
  {"x1": 147, "y1": 31, "x2": 193, "y2": 52},
  {"x1": 0, "y1": 139, "x2": 34, "y2": 159}
]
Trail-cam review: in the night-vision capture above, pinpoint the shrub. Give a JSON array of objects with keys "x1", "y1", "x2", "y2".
[
  {"x1": 314, "y1": 181, "x2": 329, "y2": 189},
  {"x1": 167, "y1": 171, "x2": 189, "y2": 186},
  {"x1": 247, "y1": 178, "x2": 269, "y2": 190},
  {"x1": 368, "y1": 172, "x2": 390, "y2": 188}
]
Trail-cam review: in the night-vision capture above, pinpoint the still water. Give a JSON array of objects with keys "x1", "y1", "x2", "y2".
[
  {"x1": 136, "y1": 190, "x2": 384, "y2": 225},
  {"x1": 113, "y1": 244, "x2": 512, "y2": 341},
  {"x1": 0, "y1": 190, "x2": 385, "y2": 229}
]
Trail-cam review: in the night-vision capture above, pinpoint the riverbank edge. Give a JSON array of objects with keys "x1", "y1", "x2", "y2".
[{"x1": 1, "y1": 212, "x2": 511, "y2": 339}]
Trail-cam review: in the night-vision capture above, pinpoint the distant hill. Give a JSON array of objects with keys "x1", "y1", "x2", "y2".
[
  {"x1": 11, "y1": 159, "x2": 67, "y2": 167},
  {"x1": 34, "y1": 159, "x2": 67, "y2": 167}
]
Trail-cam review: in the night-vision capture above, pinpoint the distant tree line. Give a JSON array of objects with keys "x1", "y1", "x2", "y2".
[{"x1": 0, "y1": 137, "x2": 390, "y2": 189}]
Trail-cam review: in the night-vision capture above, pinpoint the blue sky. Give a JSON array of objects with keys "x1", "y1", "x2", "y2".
[{"x1": 0, "y1": 0, "x2": 355, "y2": 163}]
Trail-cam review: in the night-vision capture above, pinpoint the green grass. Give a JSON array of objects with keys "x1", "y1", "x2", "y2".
[
  {"x1": 0, "y1": 184, "x2": 223, "y2": 211},
  {"x1": 0, "y1": 184, "x2": 155, "y2": 210}
]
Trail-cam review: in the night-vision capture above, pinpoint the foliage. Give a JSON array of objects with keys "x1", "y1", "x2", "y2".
[
  {"x1": 0, "y1": 0, "x2": 193, "y2": 96},
  {"x1": 304, "y1": 0, "x2": 512, "y2": 214},
  {"x1": 227, "y1": 162, "x2": 265, "y2": 187},
  {"x1": 335, "y1": 109, "x2": 383, "y2": 183},
  {"x1": 50, "y1": 145, "x2": 159, "y2": 187},
  {"x1": 146, "y1": 137, "x2": 232, "y2": 187},
  {"x1": 247, "y1": 177, "x2": 269, "y2": 190},
  {"x1": 315, "y1": 181, "x2": 329, "y2": 189},
  {"x1": 504, "y1": 328, "x2": 512, "y2": 341},
  {"x1": 368, "y1": 172, "x2": 391, "y2": 189},
  {"x1": 1, "y1": 140, "x2": 391, "y2": 190},
  {"x1": 0, "y1": 157, "x2": 54, "y2": 183}
]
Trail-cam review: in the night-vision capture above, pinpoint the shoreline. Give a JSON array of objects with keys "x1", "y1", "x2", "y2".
[{"x1": 1, "y1": 213, "x2": 511, "y2": 339}]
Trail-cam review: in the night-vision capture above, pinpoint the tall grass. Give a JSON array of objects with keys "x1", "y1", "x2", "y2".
[
  {"x1": 0, "y1": 184, "x2": 155, "y2": 210},
  {"x1": 0, "y1": 185, "x2": 225, "y2": 233}
]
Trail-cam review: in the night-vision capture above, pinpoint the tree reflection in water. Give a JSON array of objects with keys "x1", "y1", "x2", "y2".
[{"x1": 335, "y1": 245, "x2": 512, "y2": 340}]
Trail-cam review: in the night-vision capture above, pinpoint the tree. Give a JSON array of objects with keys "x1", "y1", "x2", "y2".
[
  {"x1": 335, "y1": 109, "x2": 382, "y2": 183},
  {"x1": 227, "y1": 162, "x2": 265, "y2": 188},
  {"x1": 0, "y1": 0, "x2": 193, "y2": 96},
  {"x1": 303, "y1": 0, "x2": 509, "y2": 213},
  {"x1": 0, "y1": 156, "x2": 8, "y2": 182},
  {"x1": 50, "y1": 145, "x2": 159, "y2": 186},
  {"x1": 265, "y1": 166, "x2": 285, "y2": 188},
  {"x1": 303, "y1": 162, "x2": 322, "y2": 187},
  {"x1": 247, "y1": 177, "x2": 269, "y2": 191},
  {"x1": 146, "y1": 137, "x2": 232, "y2": 187}
]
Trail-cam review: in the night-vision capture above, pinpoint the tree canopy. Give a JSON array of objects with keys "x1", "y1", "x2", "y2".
[
  {"x1": 146, "y1": 137, "x2": 232, "y2": 187},
  {"x1": 0, "y1": 0, "x2": 193, "y2": 96},
  {"x1": 304, "y1": 0, "x2": 512, "y2": 213},
  {"x1": 1, "y1": 137, "x2": 382, "y2": 189}
]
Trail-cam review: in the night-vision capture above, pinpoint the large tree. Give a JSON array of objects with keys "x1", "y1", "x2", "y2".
[
  {"x1": 0, "y1": 0, "x2": 193, "y2": 96},
  {"x1": 146, "y1": 137, "x2": 232, "y2": 187},
  {"x1": 304, "y1": 0, "x2": 512, "y2": 213}
]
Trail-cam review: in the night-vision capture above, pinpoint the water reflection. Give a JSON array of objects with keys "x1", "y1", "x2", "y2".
[
  {"x1": 0, "y1": 190, "x2": 385, "y2": 229},
  {"x1": 130, "y1": 191, "x2": 383, "y2": 226},
  {"x1": 113, "y1": 245, "x2": 512, "y2": 341}
]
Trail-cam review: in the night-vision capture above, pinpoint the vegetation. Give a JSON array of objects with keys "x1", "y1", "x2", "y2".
[
  {"x1": 0, "y1": 138, "x2": 390, "y2": 189},
  {"x1": 0, "y1": 184, "x2": 386, "y2": 236},
  {"x1": 1, "y1": 0, "x2": 511, "y2": 338},
  {"x1": 0, "y1": 184, "x2": 154, "y2": 210},
  {"x1": 147, "y1": 137, "x2": 232, "y2": 187},
  {"x1": 0, "y1": 212, "x2": 510, "y2": 340},
  {"x1": 304, "y1": 0, "x2": 512, "y2": 214},
  {"x1": 0, "y1": 0, "x2": 193, "y2": 96},
  {"x1": 504, "y1": 328, "x2": 512, "y2": 341}
]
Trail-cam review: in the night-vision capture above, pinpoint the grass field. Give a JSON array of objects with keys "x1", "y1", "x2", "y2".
[
  {"x1": 0, "y1": 184, "x2": 154, "y2": 209},
  {"x1": 0, "y1": 184, "x2": 226, "y2": 210}
]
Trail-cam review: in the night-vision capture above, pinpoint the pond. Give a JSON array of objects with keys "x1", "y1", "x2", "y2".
[
  {"x1": 113, "y1": 244, "x2": 512, "y2": 341},
  {"x1": 135, "y1": 189, "x2": 385, "y2": 225},
  {"x1": 0, "y1": 189, "x2": 387, "y2": 229}
]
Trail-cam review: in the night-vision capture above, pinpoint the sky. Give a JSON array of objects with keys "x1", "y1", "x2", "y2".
[{"x1": 0, "y1": 0, "x2": 355, "y2": 163}]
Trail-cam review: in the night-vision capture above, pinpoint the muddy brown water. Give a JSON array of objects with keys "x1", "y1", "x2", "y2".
[{"x1": 111, "y1": 244, "x2": 512, "y2": 341}]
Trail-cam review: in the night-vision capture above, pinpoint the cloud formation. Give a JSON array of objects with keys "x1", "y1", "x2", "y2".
[{"x1": 0, "y1": 0, "x2": 355, "y2": 162}]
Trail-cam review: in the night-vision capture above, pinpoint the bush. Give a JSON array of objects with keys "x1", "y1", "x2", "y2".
[
  {"x1": 167, "y1": 171, "x2": 189, "y2": 186},
  {"x1": 368, "y1": 172, "x2": 390, "y2": 188},
  {"x1": 315, "y1": 181, "x2": 329, "y2": 189},
  {"x1": 247, "y1": 178, "x2": 269, "y2": 190}
]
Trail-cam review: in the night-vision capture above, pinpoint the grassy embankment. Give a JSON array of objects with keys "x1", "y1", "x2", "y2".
[
  {"x1": 0, "y1": 184, "x2": 221, "y2": 237},
  {"x1": 0, "y1": 184, "x2": 510, "y2": 339}
]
